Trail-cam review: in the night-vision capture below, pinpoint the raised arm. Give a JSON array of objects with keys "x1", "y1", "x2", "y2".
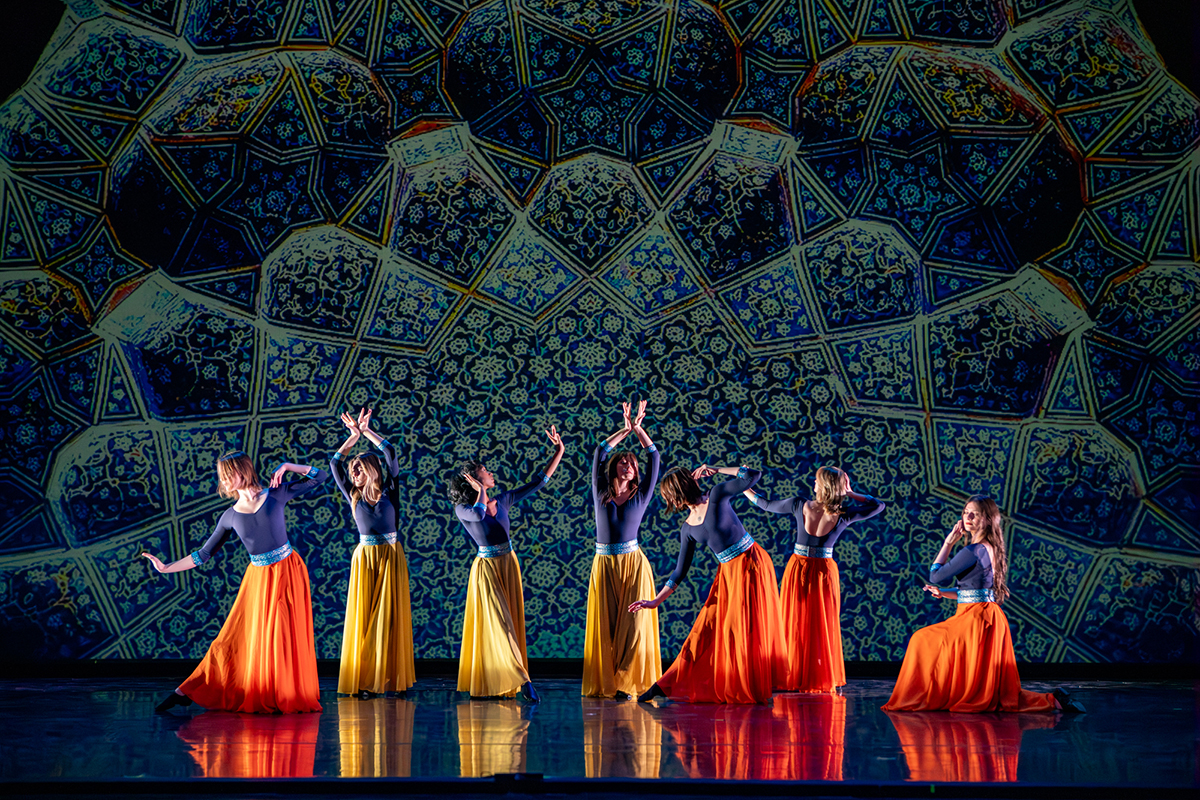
[
  {"x1": 594, "y1": 407, "x2": 634, "y2": 496},
  {"x1": 457, "y1": 470, "x2": 487, "y2": 522},
  {"x1": 743, "y1": 485, "x2": 803, "y2": 515},
  {"x1": 330, "y1": 412, "x2": 361, "y2": 502},
  {"x1": 631, "y1": 401, "x2": 660, "y2": 503},
  {"x1": 841, "y1": 475, "x2": 885, "y2": 523},
  {"x1": 707, "y1": 465, "x2": 762, "y2": 502},
  {"x1": 269, "y1": 462, "x2": 330, "y2": 500},
  {"x1": 356, "y1": 407, "x2": 400, "y2": 477},
  {"x1": 508, "y1": 426, "x2": 567, "y2": 505}
]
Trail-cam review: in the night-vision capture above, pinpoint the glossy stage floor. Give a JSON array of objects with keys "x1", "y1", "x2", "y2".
[{"x1": 0, "y1": 677, "x2": 1195, "y2": 798}]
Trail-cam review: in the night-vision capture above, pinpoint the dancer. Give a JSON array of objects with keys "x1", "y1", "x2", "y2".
[
  {"x1": 144, "y1": 451, "x2": 328, "y2": 713},
  {"x1": 630, "y1": 463, "x2": 785, "y2": 704},
  {"x1": 448, "y1": 426, "x2": 566, "y2": 701},
  {"x1": 743, "y1": 466, "x2": 884, "y2": 692},
  {"x1": 331, "y1": 407, "x2": 415, "y2": 697},
  {"x1": 882, "y1": 496, "x2": 1084, "y2": 713},
  {"x1": 582, "y1": 400, "x2": 662, "y2": 699}
]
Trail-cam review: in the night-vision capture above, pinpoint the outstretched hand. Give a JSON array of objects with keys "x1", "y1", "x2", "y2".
[
  {"x1": 340, "y1": 411, "x2": 360, "y2": 434},
  {"x1": 628, "y1": 598, "x2": 658, "y2": 613},
  {"x1": 357, "y1": 406, "x2": 373, "y2": 433},
  {"x1": 621, "y1": 402, "x2": 633, "y2": 433},
  {"x1": 270, "y1": 464, "x2": 290, "y2": 488},
  {"x1": 545, "y1": 424, "x2": 564, "y2": 449},
  {"x1": 922, "y1": 584, "x2": 942, "y2": 599},
  {"x1": 142, "y1": 553, "x2": 168, "y2": 573},
  {"x1": 691, "y1": 464, "x2": 716, "y2": 481},
  {"x1": 461, "y1": 471, "x2": 482, "y2": 492}
]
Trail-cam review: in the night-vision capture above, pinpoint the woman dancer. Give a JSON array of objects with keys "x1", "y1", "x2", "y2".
[
  {"x1": 332, "y1": 407, "x2": 415, "y2": 697},
  {"x1": 145, "y1": 451, "x2": 328, "y2": 713},
  {"x1": 630, "y1": 463, "x2": 785, "y2": 704},
  {"x1": 448, "y1": 426, "x2": 566, "y2": 702},
  {"x1": 882, "y1": 496, "x2": 1084, "y2": 713},
  {"x1": 582, "y1": 400, "x2": 662, "y2": 699},
  {"x1": 743, "y1": 466, "x2": 884, "y2": 692}
]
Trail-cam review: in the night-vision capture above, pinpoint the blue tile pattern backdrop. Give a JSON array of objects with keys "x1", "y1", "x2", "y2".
[{"x1": 0, "y1": 0, "x2": 1196, "y2": 664}]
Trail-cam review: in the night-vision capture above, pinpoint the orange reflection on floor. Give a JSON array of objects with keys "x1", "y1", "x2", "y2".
[
  {"x1": 175, "y1": 711, "x2": 321, "y2": 778},
  {"x1": 581, "y1": 699, "x2": 663, "y2": 778},
  {"x1": 456, "y1": 700, "x2": 529, "y2": 778},
  {"x1": 886, "y1": 711, "x2": 1057, "y2": 782},
  {"x1": 772, "y1": 693, "x2": 847, "y2": 781},
  {"x1": 656, "y1": 693, "x2": 846, "y2": 780},
  {"x1": 337, "y1": 697, "x2": 415, "y2": 777}
]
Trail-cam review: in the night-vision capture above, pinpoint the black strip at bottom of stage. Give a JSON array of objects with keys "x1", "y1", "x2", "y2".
[{"x1": 0, "y1": 677, "x2": 1195, "y2": 798}]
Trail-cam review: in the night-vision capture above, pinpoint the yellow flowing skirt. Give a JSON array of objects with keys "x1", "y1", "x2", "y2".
[
  {"x1": 337, "y1": 541, "x2": 415, "y2": 695},
  {"x1": 582, "y1": 549, "x2": 662, "y2": 698},
  {"x1": 457, "y1": 550, "x2": 530, "y2": 697}
]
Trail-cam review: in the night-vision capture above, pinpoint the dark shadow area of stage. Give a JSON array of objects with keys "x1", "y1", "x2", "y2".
[{"x1": 0, "y1": 678, "x2": 1195, "y2": 798}]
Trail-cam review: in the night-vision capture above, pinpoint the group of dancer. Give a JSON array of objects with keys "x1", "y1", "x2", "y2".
[{"x1": 145, "y1": 403, "x2": 1083, "y2": 716}]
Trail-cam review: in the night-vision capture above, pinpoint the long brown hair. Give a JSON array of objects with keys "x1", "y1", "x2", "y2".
[
  {"x1": 599, "y1": 451, "x2": 640, "y2": 505},
  {"x1": 813, "y1": 466, "x2": 846, "y2": 515},
  {"x1": 962, "y1": 495, "x2": 1009, "y2": 603},
  {"x1": 216, "y1": 451, "x2": 261, "y2": 499},
  {"x1": 659, "y1": 467, "x2": 704, "y2": 513},
  {"x1": 348, "y1": 453, "x2": 384, "y2": 512}
]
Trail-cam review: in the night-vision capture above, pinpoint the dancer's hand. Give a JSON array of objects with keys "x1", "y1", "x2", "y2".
[
  {"x1": 270, "y1": 464, "x2": 292, "y2": 487},
  {"x1": 628, "y1": 598, "x2": 659, "y2": 613},
  {"x1": 545, "y1": 425, "x2": 564, "y2": 450},
  {"x1": 945, "y1": 520, "x2": 964, "y2": 545},
  {"x1": 340, "y1": 411, "x2": 361, "y2": 434},
  {"x1": 632, "y1": 399, "x2": 647, "y2": 430},
  {"x1": 923, "y1": 584, "x2": 942, "y2": 599},
  {"x1": 621, "y1": 402, "x2": 633, "y2": 433},
  {"x1": 691, "y1": 464, "x2": 715, "y2": 481},
  {"x1": 462, "y1": 471, "x2": 482, "y2": 492},
  {"x1": 357, "y1": 407, "x2": 373, "y2": 433},
  {"x1": 843, "y1": 473, "x2": 853, "y2": 494},
  {"x1": 142, "y1": 553, "x2": 168, "y2": 573}
]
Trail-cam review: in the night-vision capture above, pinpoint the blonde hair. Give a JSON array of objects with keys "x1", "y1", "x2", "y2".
[
  {"x1": 814, "y1": 466, "x2": 846, "y2": 515},
  {"x1": 659, "y1": 467, "x2": 704, "y2": 513},
  {"x1": 600, "y1": 451, "x2": 640, "y2": 505},
  {"x1": 348, "y1": 453, "x2": 384, "y2": 512},
  {"x1": 216, "y1": 451, "x2": 261, "y2": 499},
  {"x1": 962, "y1": 495, "x2": 1009, "y2": 603}
]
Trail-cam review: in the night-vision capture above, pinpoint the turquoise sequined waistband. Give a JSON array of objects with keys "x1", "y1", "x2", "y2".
[
  {"x1": 957, "y1": 588, "x2": 995, "y2": 604},
  {"x1": 250, "y1": 542, "x2": 292, "y2": 566},
  {"x1": 596, "y1": 540, "x2": 639, "y2": 555},
  {"x1": 360, "y1": 532, "x2": 397, "y2": 546},
  {"x1": 794, "y1": 544, "x2": 834, "y2": 558},
  {"x1": 716, "y1": 534, "x2": 754, "y2": 563},
  {"x1": 477, "y1": 541, "x2": 513, "y2": 558}
]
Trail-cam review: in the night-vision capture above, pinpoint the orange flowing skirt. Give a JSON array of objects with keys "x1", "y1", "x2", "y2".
[
  {"x1": 780, "y1": 554, "x2": 844, "y2": 692},
  {"x1": 657, "y1": 543, "x2": 786, "y2": 704},
  {"x1": 178, "y1": 551, "x2": 322, "y2": 714},
  {"x1": 882, "y1": 602, "x2": 1056, "y2": 713}
]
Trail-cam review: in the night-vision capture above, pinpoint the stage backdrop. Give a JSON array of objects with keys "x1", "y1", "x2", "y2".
[{"x1": 0, "y1": 0, "x2": 1196, "y2": 664}]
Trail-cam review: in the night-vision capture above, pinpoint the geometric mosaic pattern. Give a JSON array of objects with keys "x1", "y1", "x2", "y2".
[{"x1": 0, "y1": 0, "x2": 1196, "y2": 664}]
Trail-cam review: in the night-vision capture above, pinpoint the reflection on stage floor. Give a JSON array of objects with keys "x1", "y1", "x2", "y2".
[{"x1": 0, "y1": 678, "x2": 1193, "y2": 788}]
